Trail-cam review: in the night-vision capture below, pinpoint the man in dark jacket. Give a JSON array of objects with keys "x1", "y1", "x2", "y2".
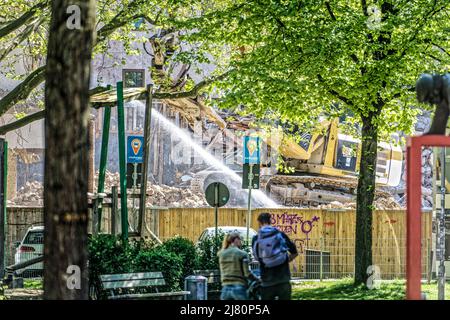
[{"x1": 252, "y1": 212, "x2": 298, "y2": 300}]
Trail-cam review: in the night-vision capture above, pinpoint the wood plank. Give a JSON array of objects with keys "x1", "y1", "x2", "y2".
[
  {"x1": 101, "y1": 278, "x2": 165, "y2": 289},
  {"x1": 107, "y1": 291, "x2": 190, "y2": 300},
  {"x1": 100, "y1": 271, "x2": 163, "y2": 281}
]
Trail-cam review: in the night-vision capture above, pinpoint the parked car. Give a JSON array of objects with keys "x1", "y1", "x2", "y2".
[{"x1": 14, "y1": 225, "x2": 44, "y2": 277}]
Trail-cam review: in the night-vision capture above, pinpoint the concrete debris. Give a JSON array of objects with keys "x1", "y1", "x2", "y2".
[
  {"x1": 7, "y1": 171, "x2": 403, "y2": 210},
  {"x1": 97, "y1": 171, "x2": 208, "y2": 208},
  {"x1": 318, "y1": 196, "x2": 403, "y2": 210},
  {"x1": 8, "y1": 181, "x2": 43, "y2": 207}
]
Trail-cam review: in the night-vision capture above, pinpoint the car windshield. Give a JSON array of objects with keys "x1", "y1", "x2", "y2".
[{"x1": 24, "y1": 231, "x2": 44, "y2": 245}]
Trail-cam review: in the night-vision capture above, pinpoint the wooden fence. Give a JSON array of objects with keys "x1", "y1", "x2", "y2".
[
  {"x1": 155, "y1": 208, "x2": 432, "y2": 279},
  {"x1": 5, "y1": 206, "x2": 432, "y2": 279}
]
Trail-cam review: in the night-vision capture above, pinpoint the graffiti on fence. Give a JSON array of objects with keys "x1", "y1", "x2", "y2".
[
  {"x1": 323, "y1": 221, "x2": 335, "y2": 227},
  {"x1": 270, "y1": 212, "x2": 320, "y2": 253}
]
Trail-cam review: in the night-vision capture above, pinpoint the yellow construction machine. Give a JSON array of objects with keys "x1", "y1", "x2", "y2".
[{"x1": 262, "y1": 119, "x2": 403, "y2": 206}]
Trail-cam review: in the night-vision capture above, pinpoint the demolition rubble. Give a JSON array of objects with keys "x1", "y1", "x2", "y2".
[
  {"x1": 8, "y1": 171, "x2": 402, "y2": 209},
  {"x1": 8, "y1": 181, "x2": 44, "y2": 207},
  {"x1": 96, "y1": 171, "x2": 208, "y2": 208}
]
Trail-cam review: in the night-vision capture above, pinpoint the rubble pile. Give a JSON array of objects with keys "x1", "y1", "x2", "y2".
[
  {"x1": 420, "y1": 147, "x2": 433, "y2": 208},
  {"x1": 8, "y1": 181, "x2": 44, "y2": 206},
  {"x1": 7, "y1": 170, "x2": 404, "y2": 210},
  {"x1": 145, "y1": 184, "x2": 207, "y2": 207},
  {"x1": 97, "y1": 171, "x2": 208, "y2": 208},
  {"x1": 318, "y1": 196, "x2": 403, "y2": 210}
]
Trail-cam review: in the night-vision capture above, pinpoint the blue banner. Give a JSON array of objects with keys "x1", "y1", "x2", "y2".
[
  {"x1": 243, "y1": 136, "x2": 260, "y2": 164},
  {"x1": 127, "y1": 136, "x2": 144, "y2": 163}
]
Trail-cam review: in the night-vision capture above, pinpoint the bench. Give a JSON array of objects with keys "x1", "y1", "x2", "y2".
[{"x1": 98, "y1": 272, "x2": 190, "y2": 300}]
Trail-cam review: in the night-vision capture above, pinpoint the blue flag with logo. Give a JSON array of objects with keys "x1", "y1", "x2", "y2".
[
  {"x1": 243, "y1": 136, "x2": 260, "y2": 164},
  {"x1": 127, "y1": 136, "x2": 144, "y2": 163}
]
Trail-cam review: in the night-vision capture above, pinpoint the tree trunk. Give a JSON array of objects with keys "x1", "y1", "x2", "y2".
[
  {"x1": 44, "y1": 0, "x2": 96, "y2": 299},
  {"x1": 354, "y1": 115, "x2": 378, "y2": 286}
]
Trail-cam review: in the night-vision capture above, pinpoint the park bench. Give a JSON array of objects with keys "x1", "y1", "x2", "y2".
[{"x1": 98, "y1": 271, "x2": 190, "y2": 300}]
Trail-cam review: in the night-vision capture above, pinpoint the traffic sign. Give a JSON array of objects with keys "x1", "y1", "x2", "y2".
[
  {"x1": 205, "y1": 182, "x2": 230, "y2": 208},
  {"x1": 243, "y1": 136, "x2": 260, "y2": 164},
  {"x1": 242, "y1": 163, "x2": 260, "y2": 189},
  {"x1": 127, "y1": 136, "x2": 144, "y2": 163}
]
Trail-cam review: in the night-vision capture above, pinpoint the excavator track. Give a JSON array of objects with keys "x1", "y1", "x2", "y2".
[
  {"x1": 265, "y1": 175, "x2": 393, "y2": 206},
  {"x1": 191, "y1": 171, "x2": 394, "y2": 207}
]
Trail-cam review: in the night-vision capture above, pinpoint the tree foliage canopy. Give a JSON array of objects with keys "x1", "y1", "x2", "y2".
[{"x1": 174, "y1": 0, "x2": 450, "y2": 137}]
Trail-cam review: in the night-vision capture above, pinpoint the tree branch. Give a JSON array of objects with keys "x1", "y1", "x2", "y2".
[
  {"x1": 325, "y1": 3, "x2": 359, "y2": 64},
  {"x1": 361, "y1": 0, "x2": 369, "y2": 16},
  {"x1": 432, "y1": 42, "x2": 450, "y2": 57},
  {"x1": 0, "y1": 66, "x2": 46, "y2": 116},
  {"x1": 0, "y1": 70, "x2": 230, "y2": 134},
  {"x1": 91, "y1": 71, "x2": 231, "y2": 107},
  {"x1": 0, "y1": 1, "x2": 48, "y2": 39},
  {"x1": 96, "y1": 2, "x2": 159, "y2": 42},
  {"x1": 317, "y1": 74, "x2": 354, "y2": 106},
  {"x1": 0, "y1": 87, "x2": 109, "y2": 135},
  {"x1": 156, "y1": 71, "x2": 230, "y2": 99},
  {"x1": 0, "y1": 110, "x2": 44, "y2": 135},
  {"x1": 0, "y1": 17, "x2": 44, "y2": 62},
  {"x1": 398, "y1": 3, "x2": 449, "y2": 59},
  {"x1": 0, "y1": 0, "x2": 160, "y2": 118},
  {"x1": 325, "y1": 2, "x2": 337, "y2": 21}
]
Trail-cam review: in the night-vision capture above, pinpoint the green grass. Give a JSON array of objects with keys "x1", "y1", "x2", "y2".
[{"x1": 292, "y1": 279, "x2": 450, "y2": 300}]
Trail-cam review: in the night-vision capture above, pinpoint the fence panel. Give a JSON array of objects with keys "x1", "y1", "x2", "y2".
[{"x1": 4, "y1": 206, "x2": 432, "y2": 280}]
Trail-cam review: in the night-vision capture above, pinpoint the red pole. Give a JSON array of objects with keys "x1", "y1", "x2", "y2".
[
  {"x1": 406, "y1": 138, "x2": 422, "y2": 300},
  {"x1": 406, "y1": 138, "x2": 423, "y2": 300},
  {"x1": 406, "y1": 135, "x2": 450, "y2": 299}
]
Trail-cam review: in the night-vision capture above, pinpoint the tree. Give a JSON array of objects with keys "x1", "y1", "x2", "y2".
[
  {"x1": 0, "y1": 0, "x2": 226, "y2": 133},
  {"x1": 43, "y1": 0, "x2": 96, "y2": 299},
  {"x1": 177, "y1": 0, "x2": 450, "y2": 285},
  {"x1": 0, "y1": 0, "x2": 227, "y2": 299},
  {"x1": 0, "y1": 0, "x2": 162, "y2": 124}
]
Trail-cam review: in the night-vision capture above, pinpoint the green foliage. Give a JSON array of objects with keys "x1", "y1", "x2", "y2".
[
  {"x1": 163, "y1": 236, "x2": 199, "y2": 288},
  {"x1": 87, "y1": 234, "x2": 155, "y2": 297},
  {"x1": 134, "y1": 246, "x2": 183, "y2": 291},
  {"x1": 24, "y1": 279, "x2": 43, "y2": 289},
  {"x1": 176, "y1": 0, "x2": 450, "y2": 138},
  {"x1": 0, "y1": 284, "x2": 5, "y2": 300},
  {"x1": 88, "y1": 235, "x2": 135, "y2": 297},
  {"x1": 88, "y1": 235, "x2": 196, "y2": 296},
  {"x1": 88, "y1": 235, "x2": 134, "y2": 276},
  {"x1": 174, "y1": 0, "x2": 450, "y2": 285}
]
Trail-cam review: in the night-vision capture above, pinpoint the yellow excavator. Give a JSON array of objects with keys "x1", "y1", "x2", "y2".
[
  {"x1": 191, "y1": 117, "x2": 403, "y2": 207},
  {"x1": 261, "y1": 118, "x2": 403, "y2": 206}
]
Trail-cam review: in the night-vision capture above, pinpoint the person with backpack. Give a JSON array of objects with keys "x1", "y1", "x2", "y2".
[
  {"x1": 252, "y1": 212, "x2": 298, "y2": 300},
  {"x1": 218, "y1": 232, "x2": 260, "y2": 300}
]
